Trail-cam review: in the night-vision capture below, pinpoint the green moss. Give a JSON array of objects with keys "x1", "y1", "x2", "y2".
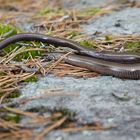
[
  {"x1": 5, "y1": 113, "x2": 21, "y2": 123},
  {"x1": 0, "y1": 90, "x2": 20, "y2": 104},
  {"x1": 80, "y1": 40, "x2": 96, "y2": 48},
  {"x1": 124, "y1": 41, "x2": 140, "y2": 49},
  {"x1": 9, "y1": 91, "x2": 20, "y2": 98},
  {"x1": 0, "y1": 24, "x2": 19, "y2": 56},
  {"x1": 80, "y1": 7, "x2": 101, "y2": 17},
  {"x1": 3, "y1": 44, "x2": 45, "y2": 61},
  {"x1": 0, "y1": 24, "x2": 44, "y2": 60},
  {"x1": 15, "y1": 49, "x2": 43, "y2": 61},
  {"x1": 51, "y1": 107, "x2": 75, "y2": 120},
  {"x1": 38, "y1": 7, "x2": 64, "y2": 16},
  {"x1": 105, "y1": 35, "x2": 113, "y2": 41},
  {"x1": 0, "y1": 72, "x2": 6, "y2": 76},
  {"x1": 0, "y1": 88, "x2": 5, "y2": 96},
  {"x1": 67, "y1": 31, "x2": 81, "y2": 39},
  {"x1": 0, "y1": 24, "x2": 18, "y2": 37},
  {"x1": 3, "y1": 44, "x2": 19, "y2": 53},
  {"x1": 0, "y1": 91, "x2": 20, "y2": 98},
  {"x1": 24, "y1": 75, "x2": 38, "y2": 83}
]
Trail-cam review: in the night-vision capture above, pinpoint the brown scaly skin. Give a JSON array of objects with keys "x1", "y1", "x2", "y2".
[
  {"x1": 0, "y1": 33, "x2": 140, "y2": 79},
  {"x1": 0, "y1": 33, "x2": 140, "y2": 63},
  {"x1": 46, "y1": 52, "x2": 140, "y2": 80}
]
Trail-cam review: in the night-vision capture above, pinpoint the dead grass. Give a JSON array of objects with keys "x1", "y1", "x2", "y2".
[{"x1": 0, "y1": 107, "x2": 114, "y2": 140}]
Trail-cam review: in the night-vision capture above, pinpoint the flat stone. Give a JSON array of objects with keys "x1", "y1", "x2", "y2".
[
  {"x1": 18, "y1": 75, "x2": 140, "y2": 140},
  {"x1": 57, "y1": 0, "x2": 116, "y2": 9},
  {"x1": 83, "y1": 8, "x2": 140, "y2": 36},
  {"x1": 57, "y1": 0, "x2": 140, "y2": 9}
]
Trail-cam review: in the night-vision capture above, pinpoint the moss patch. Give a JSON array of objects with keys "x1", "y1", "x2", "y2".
[
  {"x1": 0, "y1": 90, "x2": 20, "y2": 104},
  {"x1": 0, "y1": 24, "x2": 18, "y2": 38},
  {"x1": 5, "y1": 113, "x2": 21, "y2": 123},
  {"x1": 105, "y1": 35, "x2": 113, "y2": 41},
  {"x1": 51, "y1": 107, "x2": 76, "y2": 120},
  {"x1": 80, "y1": 7, "x2": 101, "y2": 17},
  {"x1": 9, "y1": 91, "x2": 20, "y2": 98},
  {"x1": 3, "y1": 43, "x2": 45, "y2": 61},
  {"x1": 124, "y1": 41, "x2": 140, "y2": 49},
  {"x1": 80, "y1": 40, "x2": 96, "y2": 48},
  {"x1": 38, "y1": 7, "x2": 64, "y2": 16},
  {"x1": 67, "y1": 31, "x2": 81, "y2": 39},
  {"x1": 24, "y1": 75, "x2": 38, "y2": 83},
  {"x1": 0, "y1": 24, "x2": 45, "y2": 61}
]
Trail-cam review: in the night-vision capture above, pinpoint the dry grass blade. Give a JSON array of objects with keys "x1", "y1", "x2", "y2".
[
  {"x1": 2, "y1": 47, "x2": 45, "y2": 64},
  {"x1": 61, "y1": 121, "x2": 115, "y2": 132},
  {"x1": 61, "y1": 125, "x2": 114, "y2": 132},
  {"x1": 53, "y1": 62, "x2": 98, "y2": 77},
  {"x1": 4, "y1": 107, "x2": 43, "y2": 119},
  {"x1": 0, "y1": 87, "x2": 19, "y2": 92},
  {"x1": 46, "y1": 52, "x2": 72, "y2": 74},
  {"x1": 0, "y1": 129, "x2": 33, "y2": 140},
  {"x1": 0, "y1": 118, "x2": 20, "y2": 131},
  {"x1": 35, "y1": 117, "x2": 67, "y2": 140},
  {"x1": 0, "y1": 92, "x2": 11, "y2": 104},
  {"x1": 28, "y1": 53, "x2": 46, "y2": 75},
  {"x1": 0, "y1": 73, "x2": 35, "y2": 94}
]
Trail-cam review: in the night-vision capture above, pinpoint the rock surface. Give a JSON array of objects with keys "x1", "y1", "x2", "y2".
[
  {"x1": 19, "y1": 75, "x2": 140, "y2": 140},
  {"x1": 83, "y1": 8, "x2": 140, "y2": 36},
  {"x1": 58, "y1": 0, "x2": 116, "y2": 9},
  {"x1": 58, "y1": 0, "x2": 140, "y2": 9}
]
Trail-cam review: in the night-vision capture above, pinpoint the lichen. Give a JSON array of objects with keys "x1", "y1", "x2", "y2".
[
  {"x1": 37, "y1": 7, "x2": 64, "y2": 16},
  {"x1": 0, "y1": 24, "x2": 18, "y2": 38},
  {"x1": 67, "y1": 31, "x2": 81, "y2": 39},
  {"x1": 79, "y1": 7, "x2": 101, "y2": 17},
  {"x1": 80, "y1": 40, "x2": 96, "y2": 48},
  {"x1": 5, "y1": 113, "x2": 21, "y2": 123},
  {"x1": 24, "y1": 75, "x2": 38, "y2": 83},
  {"x1": 9, "y1": 91, "x2": 20, "y2": 98},
  {"x1": 124, "y1": 41, "x2": 140, "y2": 49}
]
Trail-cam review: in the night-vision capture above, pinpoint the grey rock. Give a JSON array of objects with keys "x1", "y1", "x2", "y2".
[
  {"x1": 19, "y1": 75, "x2": 140, "y2": 140},
  {"x1": 83, "y1": 8, "x2": 140, "y2": 36}
]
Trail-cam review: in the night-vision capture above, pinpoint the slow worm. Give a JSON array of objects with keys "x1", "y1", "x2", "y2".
[{"x1": 0, "y1": 33, "x2": 140, "y2": 79}]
